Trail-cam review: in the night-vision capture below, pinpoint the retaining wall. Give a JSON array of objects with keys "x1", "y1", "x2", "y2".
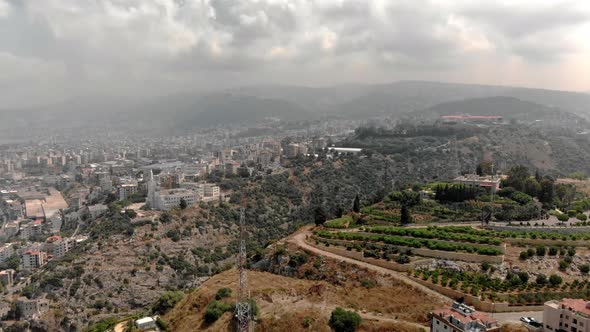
[
  {"x1": 504, "y1": 238, "x2": 589, "y2": 247},
  {"x1": 408, "y1": 277, "x2": 545, "y2": 313},
  {"x1": 487, "y1": 225, "x2": 590, "y2": 234},
  {"x1": 312, "y1": 236, "x2": 504, "y2": 264},
  {"x1": 305, "y1": 238, "x2": 422, "y2": 272},
  {"x1": 355, "y1": 231, "x2": 505, "y2": 253},
  {"x1": 305, "y1": 237, "x2": 542, "y2": 313}
]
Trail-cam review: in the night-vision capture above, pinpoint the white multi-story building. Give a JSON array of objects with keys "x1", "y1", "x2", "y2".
[
  {"x1": 203, "y1": 184, "x2": 220, "y2": 199},
  {"x1": 53, "y1": 238, "x2": 77, "y2": 258},
  {"x1": 431, "y1": 303, "x2": 499, "y2": 332},
  {"x1": 21, "y1": 250, "x2": 46, "y2": 270},
  {"x1": 0, "y1": 243, "x2": 15, "y2": 264},
  {"x1": 20, "y1": 222, "x2": 43, "y2": 240},
  {"x1": 155, "y1": 189, "x2": 198, "y2": 210},
  {"x1": 148, "y1": 171, "x2": 207, "y2": 210},
  {"x1": 118, "y1": 183, "x2": 138, "y2": 200},
  {"x1": 544, "y1": 298, "x2": 590, "y2": 332}
]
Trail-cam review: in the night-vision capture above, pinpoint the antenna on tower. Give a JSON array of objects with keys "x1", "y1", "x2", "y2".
[{"x1": 235, "y1": 208, "x2": 251, "y2": 332}]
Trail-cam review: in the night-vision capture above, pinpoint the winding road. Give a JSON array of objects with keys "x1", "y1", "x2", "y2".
[{"x1": 288, "y1": 227, "x2": 454, "y2": 305}]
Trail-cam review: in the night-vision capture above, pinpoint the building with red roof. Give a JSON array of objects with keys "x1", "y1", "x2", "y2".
[{"x1": 431, "y1": 302, "x2": 499, "y2": 332}]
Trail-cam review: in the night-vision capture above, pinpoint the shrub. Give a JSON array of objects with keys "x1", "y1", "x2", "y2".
[
  {"x1": 156, "y1": 317, "x2": 169, "y2": 332},
  {"x1": 395, "y1": 254, "x2": 410, "y2": 264},
  {"x1": 302, "y1": 316, "x2": 314, "y2": 329},
  {"x1": 204, "y1": 300, "x2": 233, "y2": 324},
  {"x1": 536, "y1": 274, "x2": 547, "y2": 285},
  {"x1": 557, "y1": 214, "x2": 569, "y2": 222},
  {"x1": 536, "y1": 245, "x2": 546, "y2": 256},
  {"x1": 548, "y1": 246, "x2": 558, "y2": 256},
  {"x1": 559, "y1": 260, "x2": 569, "y2": 271},
  {"x1": 153, "y1": 291, "x2": 184, "y2": 314},
  {"x1": 215, "y1": 288, "x2": 232, "y2": 300},
  {"x1": 580, "y1": 264, "x2": 590, "y2": 274},
  {"x1": 519, "y1": 251, "x2": 528, "y2": 260},
  {"x1": 511, "y1": 192, "x2": 533, "y2": 205},
  {"x1": 329, "y1": 307, "x2": 362, "y2": 332},
  {"x1": 549, "y1": 274, "x2": 563, "y2": 287},
  {"x1": 577, "y1": 213, "x2": 588, "y2": 221},
  {"x1": 568, "y1": 247, "x2": 576, "y2": 256}
]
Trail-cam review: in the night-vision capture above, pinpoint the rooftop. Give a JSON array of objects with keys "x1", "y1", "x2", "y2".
[
  {"x1": 432, "y1": 304, "x2": 498, "y2": 329},
  {"x1": 547, "y1": 298, "x2": 590, "y2": 318},
  {"x1": 136, "y1": 317, "x2": 155, "y2": 324}
]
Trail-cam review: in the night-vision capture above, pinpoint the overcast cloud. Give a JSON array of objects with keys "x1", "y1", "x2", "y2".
[{"x1": 1, "y1": 0, "x2": 589, "y2": 107}]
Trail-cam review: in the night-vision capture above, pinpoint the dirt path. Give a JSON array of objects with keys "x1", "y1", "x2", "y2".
[
  {"x1": 288, "y1": 226, "x2": 453, "y2": 305},
  {"x1": 289, "y1": 226, "x2": 544, "y2": 323},
  {"x1": 113, "y1": 321, "x2": 127, "y2": 332}
]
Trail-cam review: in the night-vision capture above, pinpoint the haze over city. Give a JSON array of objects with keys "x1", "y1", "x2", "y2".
[{"x1": 1, "y1": 0, "x2": 589, "y2": 108}]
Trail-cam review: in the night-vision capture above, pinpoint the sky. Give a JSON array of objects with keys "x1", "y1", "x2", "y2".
[{"x1": 1, "y1": 0, "x2": 589, "y2": 107}]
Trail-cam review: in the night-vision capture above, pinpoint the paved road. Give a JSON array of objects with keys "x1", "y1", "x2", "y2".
[
  {"x1": 492, "y1": 311, "x2": 543, "y2": 324},
  {"x1": 289, "y1": 226, "x2": 544, "y2": 325}
]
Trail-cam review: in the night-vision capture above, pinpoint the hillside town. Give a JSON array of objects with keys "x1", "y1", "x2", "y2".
[{"x1": 0, "y1": 126, "x2": 366, "y2": 323}]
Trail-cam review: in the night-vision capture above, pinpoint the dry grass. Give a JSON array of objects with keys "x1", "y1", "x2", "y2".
[
  {"x1": 164, "y1": 268, "x2": 440, "y2": 332},
  {"x1": 500, "y1": 323, "x2": 528, "y2": 332},
  {"x1": 557, "y1": 178, "x2": 590, "y2": 196}
]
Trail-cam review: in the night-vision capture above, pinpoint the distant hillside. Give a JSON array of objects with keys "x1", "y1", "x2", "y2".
[
  {"x1": 0, "y1": 93, "x2": 311, "y2": 134},
  {"x1": 235, "y1": 81, "x2": 590, "y2": 119},
  {"x1": 2, "y1": 80, "x2": 590, "y2": 137},
  {"x1": 341, "y1": 119, "x2": 590, "y2": 177},
  {"x1": 411, "y1": 96, "x2": 590, "y2": 130}
]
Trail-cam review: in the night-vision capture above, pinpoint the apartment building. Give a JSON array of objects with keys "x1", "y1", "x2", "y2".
[
  {"x1": 155, "y1": 189, "x2": 198, "y2": 211},
  {"x1": 21, "y1": 250, "x2": 46, "y2": 270},
  {"x1": 16, "y1": 297, "x2": 50, "y2": 319},
  {"x1": 0, "y1": 243, "x2": 15, "y2": 264},
  {"x1": 53, "y1": 238, "x2": 77, "y2": 258},
  {"x1": 118, "y1": 183, "x2": 138, "y2": 200},
  {"x1": 544, "y1": 298, "x2": 590, "y2": 332}
]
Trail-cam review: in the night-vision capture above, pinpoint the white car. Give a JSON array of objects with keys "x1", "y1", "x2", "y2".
[{"x1": 520, "y1": 317, "x2": 536, "y2": 324}]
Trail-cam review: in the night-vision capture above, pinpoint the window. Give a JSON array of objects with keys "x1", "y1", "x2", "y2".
[
  {"x1": 574, "y1": 319, "x2": 578, "y2": 324},
  {"x1": 436, "y1": 321, "x2": 439, "y2": 325}
]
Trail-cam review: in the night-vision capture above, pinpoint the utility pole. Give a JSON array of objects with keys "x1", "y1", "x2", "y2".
[{"x1": 235, "y1": 208, "x2": 251, "y2": 332}]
